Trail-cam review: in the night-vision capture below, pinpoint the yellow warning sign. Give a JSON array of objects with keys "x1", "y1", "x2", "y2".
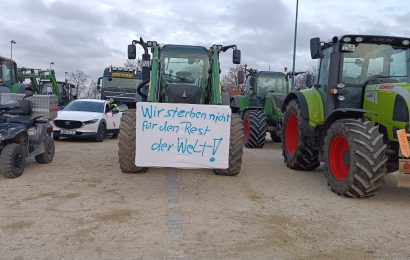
[{"x1": 397, "y1": 129, "x2": 410, "y2": 158}]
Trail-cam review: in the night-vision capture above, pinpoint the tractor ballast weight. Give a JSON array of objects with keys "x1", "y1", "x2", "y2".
[
  {"x1": 281, "y1": 34, "x2": 410, "y2": 197},
  {"x1": 232, "y1": 68, "x2": 289, "y2": 148},
  {"x1": 118, "y1": 38, "x2": 244, "y2": 175}
]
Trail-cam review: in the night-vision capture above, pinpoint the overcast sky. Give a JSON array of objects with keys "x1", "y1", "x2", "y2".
[{"x1": 1, "y1": 0, "x2": 410, "y2": 81}]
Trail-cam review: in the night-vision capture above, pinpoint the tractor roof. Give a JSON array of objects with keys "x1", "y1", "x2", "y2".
[
  {"x1": 0, "y1": 56, "x2": 15, "y2": 63},
  {"x1": 161, "y1": 45, "x2": 209, "y2": 56},
  {"x1": 326, "y1": 35, "x2": 410, "y2": 46},
  {"x1": 258, "y1": 71, "x2": 286, "y2": 77}
]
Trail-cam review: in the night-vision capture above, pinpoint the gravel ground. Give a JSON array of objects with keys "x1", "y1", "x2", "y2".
[{"x1": 1, "y1": 137, "x2": 410, "y2": 259}]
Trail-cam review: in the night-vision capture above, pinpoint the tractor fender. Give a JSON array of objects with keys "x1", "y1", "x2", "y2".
[
  {"x1": 282, "y1": 92, "x2": 309, "y2": 120},
  {"x1": 322, "y1": 108, "x2": 376, "y2": 136}
]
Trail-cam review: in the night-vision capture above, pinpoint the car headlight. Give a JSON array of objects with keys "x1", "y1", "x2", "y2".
[{"x1": 83, "y1": 119, "x2": 99, "y2": 124}]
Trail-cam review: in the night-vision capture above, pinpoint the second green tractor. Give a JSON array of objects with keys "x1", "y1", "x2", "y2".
[{"x1": 231, "y1": 68, "x2": 289, "y2": 148}]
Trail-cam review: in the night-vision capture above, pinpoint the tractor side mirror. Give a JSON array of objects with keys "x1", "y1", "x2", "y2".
[
  {"x1": 306, "y1": 74, "x2": 313, "y2": 88},
  {"x1": 310, "y1": 37, "x2": 322, "y2": 59},
  {"x1": 128, "y1": 44, "x2": 137, "y2": 60},
  {"x1": 233, "y1": 49, "x2": 241, "y2": 64},
  {"x1": 238, "y1": 70, "x2": 245, "y2": 84}
]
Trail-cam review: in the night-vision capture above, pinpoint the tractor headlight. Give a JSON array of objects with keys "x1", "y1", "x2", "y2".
[
  {"x1": 84, "y1": 119, "x2": 99, "y2": 125},
  {"x1": 403, "y1": 40, "x2": 410, "y2": 46},
  {"x1": 355, "y1": 36, "x2": 363, "y2": 43},
  {"x1": 343, "y1": 37, "x2": 352, "y2": 43}
]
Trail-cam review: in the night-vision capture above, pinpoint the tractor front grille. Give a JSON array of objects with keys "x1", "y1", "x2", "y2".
[{"x1": 54, "y1": 120, "x2": 83, "y2": 129}]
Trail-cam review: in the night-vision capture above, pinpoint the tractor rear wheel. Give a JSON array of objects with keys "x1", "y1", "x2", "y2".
[
  {"x1": 324, "y1": 119, "x2": 387, "y2": 197},
  {"x1": 214, "y1": 114, "x2": 244, "y2": 176},
  {"x1": 282, "y1": 99, "x2": 319, "y2": 170},
  {"x1": 243, "y1": 110, "x2": 267, "y2": 148},
  {"x1": 118, "y1": 109, "x2": 147, "y2": 173}
]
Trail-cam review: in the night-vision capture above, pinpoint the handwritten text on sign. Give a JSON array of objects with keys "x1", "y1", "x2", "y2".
[{"x1": 135, "y1": 102, "x2": 231, "y2": 168}]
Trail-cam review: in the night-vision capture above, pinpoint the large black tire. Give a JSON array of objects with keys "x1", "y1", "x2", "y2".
[
  {"x1": 0, "y1": 143, "x2": 26, "y2": 178},
  {"x1": 118, "y1": 109, "x2": 147, "y2": 173},
  {"x1": 243, "y1": 110, "x2": 267, "y2": 148},
  {"x1": 214, "y1": 113, "x2": 244, "y2": 176},
  {"x1": 324, "y1": 119, "x2": 387, "y2": 197},
  {"x1": 282, "y1": 99, "x2": 319, "y2": 171},
  {"x1": 95, "y1": 122, "x2": 106, "y2": 142},
  {"x1": 35, "y1": 135, "x2": 55, "y2": 164}
]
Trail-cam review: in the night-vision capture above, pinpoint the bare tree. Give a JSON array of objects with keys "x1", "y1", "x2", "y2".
[
  {"x1": 221, "y1": 65, "x2": 245, "y2": 92},
  {"x1": 293, "y1": 65, "x2": 318, "y2": 91},
  {"x1": 68, "y1": 70, "x2": 89, "y2": 98},
  {"x1": 86, "y1": 80, "x2": 100, "y2": 99}
]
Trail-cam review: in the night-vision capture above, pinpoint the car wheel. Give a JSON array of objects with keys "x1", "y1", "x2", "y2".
[{"x1": 95, "y1": 122, "x2": 106, "y2": 142}]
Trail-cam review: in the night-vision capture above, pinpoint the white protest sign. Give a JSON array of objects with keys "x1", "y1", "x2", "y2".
[{"x1": 135, "y1": 102, "x2": 231, "y2": 169}]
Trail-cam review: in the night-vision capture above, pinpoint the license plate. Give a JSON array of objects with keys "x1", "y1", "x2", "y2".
[{"x1": 61, "y1": 129, "x2": 76, "y2": 135}]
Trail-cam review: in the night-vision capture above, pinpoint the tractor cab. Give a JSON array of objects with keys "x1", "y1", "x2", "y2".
[
  {"x1": 311, "y1": 35, "x2": 410, "y2": 117},
  {"x1": 0, "y1": 57, "x2": 18, "y2": 91},
  {"x1": 254, "y1": 71, "x2": 288, "y2": 97},
  {"x1": 160, "y1": 45, "x2": 210, "y2": 104}
]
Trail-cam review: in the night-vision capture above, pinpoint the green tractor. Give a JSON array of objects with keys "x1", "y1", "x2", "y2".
[
  {"x1": 232, "y1": 68, "x2": 289, "y2": 147},
  {"x1": 282, "y1": 34, "x2": 410, "y2": 197},
  {"x1": 118, "y1": 37, "x2": 244, "y2": 175}
]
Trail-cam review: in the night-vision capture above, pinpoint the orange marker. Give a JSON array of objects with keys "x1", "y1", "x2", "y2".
[{"x1": 397, "y1": 129, "x2": 410, "y2": 158}]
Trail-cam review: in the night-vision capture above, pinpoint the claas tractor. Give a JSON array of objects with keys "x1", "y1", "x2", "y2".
[
  {"x1": 231, "y1": 68, "x2": 289, "y2": 147},
  {"x1": 282, "y1": 34, "x2": 410, "y2": 197},
  {"x1": 118, "y1": 37, "x2": 244, "y2": 175}
]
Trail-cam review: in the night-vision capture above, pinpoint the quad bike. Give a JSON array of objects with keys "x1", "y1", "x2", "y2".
[{"x1": 0, "y1": 95, "x2": 55, "y2": 178}]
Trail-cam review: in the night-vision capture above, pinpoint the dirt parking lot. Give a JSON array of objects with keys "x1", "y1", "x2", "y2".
[{"x1": 1, "y1": 137, "x2": 410, "y2": 259}]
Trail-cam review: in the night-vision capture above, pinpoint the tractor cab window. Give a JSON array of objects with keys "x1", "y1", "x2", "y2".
[
  {"x1": 256, "y1": 74, "x2": 287, "y2": 97},
  {"x1": 0, "y1": 60, "x2": 16, "y2": 88},
  {"x1": 160, "y1": 46, "x2": 210, "y2": 90},
  {"x1": 341, "y1": 43, "x2": 410, "y2": 85}
]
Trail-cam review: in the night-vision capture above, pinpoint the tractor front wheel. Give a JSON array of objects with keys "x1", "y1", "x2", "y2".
[
  {"x1": 324, "y1": 119, "x2": 387, "y2": 197},
  {"x1": 243, "y1": 110, "x2": 267, "y2": 148},
  {"x1": 118, "y1": 109, "x2": 147, "y2": 173},
  {"x1": 282, "y1": 99, "x2": 319, "y2": 170},
  {"x1": 214, "y1": 113, "x2": 244, "y2": 176}
]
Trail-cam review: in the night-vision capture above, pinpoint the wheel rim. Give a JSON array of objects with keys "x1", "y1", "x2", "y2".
[
  {"x1": 243, "y1": 116, "x2": 250, "y2": 141},
  {"x1": 13, "y1": 153, "x2": 23, "y2": 170},
  {"x1": 285, "y1": 112, "x2": 298, "y2": 155},
  {"x1": 329, "y1": 135, "x2": 350, "y2": 181}
]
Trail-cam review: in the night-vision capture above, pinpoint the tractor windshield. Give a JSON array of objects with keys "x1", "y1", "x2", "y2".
[
  {"x1": 341, "y1": 43, "x2": 410, "y2": 85},
  {"x1": 0, "y1": 59, "x2": 16, "y2": 89},
  {"x1": 102, "y1": 77, "x2": 142, "y2": 90},
  {"x1": 160, "y1": 46, "x2": 209, "y2": 90},
  {"x1": 257, "y1": 73, "x2": 288, "y2": 96}
]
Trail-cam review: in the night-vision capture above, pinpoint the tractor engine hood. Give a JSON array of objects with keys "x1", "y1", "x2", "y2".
[
  {"x1": 266, "y1": 93, "x2": 287, "y2": 109},
  {"x1": 166, "y1": 83, "x2": 201, "y2": 104}
]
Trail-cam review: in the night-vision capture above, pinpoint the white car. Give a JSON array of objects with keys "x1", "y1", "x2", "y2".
[{"x1": 52, "y1": 99, "x2": 121, "y2": 142}]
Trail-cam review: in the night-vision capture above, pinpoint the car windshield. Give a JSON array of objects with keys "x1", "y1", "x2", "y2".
[
  {"x1": 257, "y1": 73, "x2": 288, "y2": 96},
  {"x1": 341, "y1": 43, "x2": 410, "y2": 84},
  {"x1": 63, "y1": 101, "x2": 104, "y2": 113},
  {"x1": 102, "y1": 77, "x2": 142, "y2": 90},
  {"x1": 160, "y1": 46, "x2": 209, "y2": 90}
]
